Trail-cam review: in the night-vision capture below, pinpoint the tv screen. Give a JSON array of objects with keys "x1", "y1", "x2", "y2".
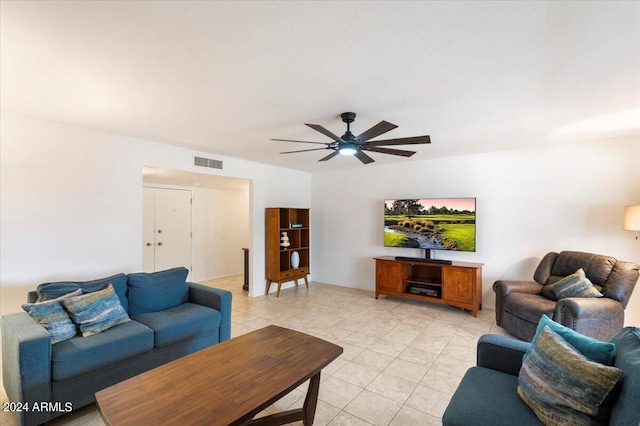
[{"x1": 384, "y1": 198, "x2": 476, "y2": 252}]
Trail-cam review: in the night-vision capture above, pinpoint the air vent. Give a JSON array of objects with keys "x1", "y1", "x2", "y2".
[{"x1": 194, "y1": 156, "x2": 223, "y2": 170}]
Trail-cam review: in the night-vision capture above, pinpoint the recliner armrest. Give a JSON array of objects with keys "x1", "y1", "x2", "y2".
[
  {"x1": 493, "y1": 280, "x2": 543, "y2": 326},
  {"x1": 1, "y1": 312, "x2": 53, "y2": 426},
  {"x1": 477, "y1": 334, "x2": 529, "y2": 376},
  {"x1": 493, "y1": 280, "x2": 542, "y2": 296},
  {"x1": 555, "y1": 297, "x2": 624, "y2": 341},
  {"x1": 187, "y1": 282, "x2": 232, "y2": 342},
  {"x1": 555, "y1": 297, "x2": 623, "y2": 321}
]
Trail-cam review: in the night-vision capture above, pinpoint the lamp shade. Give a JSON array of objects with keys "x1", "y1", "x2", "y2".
[{"x1": 623, "y1": 205, "x2": 640, "y2": 231}]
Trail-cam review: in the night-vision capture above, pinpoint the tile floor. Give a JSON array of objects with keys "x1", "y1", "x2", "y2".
[{"x1": 1, "y1": 276, "x2": 512, "y2": 426}]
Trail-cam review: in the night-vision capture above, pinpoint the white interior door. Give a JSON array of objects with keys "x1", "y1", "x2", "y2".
[{"x1": 142, "y1": 187, "x2": 192, "y2": 279}]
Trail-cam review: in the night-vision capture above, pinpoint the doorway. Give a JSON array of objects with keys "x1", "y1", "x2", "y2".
[{"x1": 142, "y1": 166, "x2": 251, "y2": 285}]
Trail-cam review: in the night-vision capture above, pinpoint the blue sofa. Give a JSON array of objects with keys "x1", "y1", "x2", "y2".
[
  {"x1": 442, "y1": 327, "x2": 640, "y2": 425},
  {"x1": 1, "y1": 268, "x2": 232, "y2": 426}
]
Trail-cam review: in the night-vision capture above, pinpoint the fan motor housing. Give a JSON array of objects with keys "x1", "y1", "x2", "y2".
[{"x1": 341, "y1": 112, "x2": 356, "y2": 123}]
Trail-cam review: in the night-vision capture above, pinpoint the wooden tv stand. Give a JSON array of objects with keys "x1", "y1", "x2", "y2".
[{"x1": 374, "y1": 256, "x2": 483, "y2": 316}]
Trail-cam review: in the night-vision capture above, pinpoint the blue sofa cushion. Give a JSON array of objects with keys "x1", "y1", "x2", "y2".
[
  {"x1": 51, "y1": 320, "x2": 154, "y2": 381},
  {"x1": 36, "y1": 273, "x2": 129, "y2": 311},
  {"x1": 609, "y1": 327, "x2": 640, "y2": 425},
  {"x1": 127, "y1": 268, "x2": 189, "y2": 315},
  {"x1": 132, "y1": 303, "x2": 221, "y2": 348},
  {"x1": 443, "y1": 366, "x2": 542, "y2": 426}
]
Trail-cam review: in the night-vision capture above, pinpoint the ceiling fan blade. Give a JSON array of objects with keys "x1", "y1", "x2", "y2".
[
  {"x1": 318, "y1": 150, "x2": 340, "y2": 162},
  {"x1": 281, "y1": 148, "x2": 329, "y2": 154},
  {"x1": 360, "y1": 146, "x2": 416, "y2": 157},
  {"x1": 271, "y1": 138, "x2": 328, "y2": 145},
  {"x1": 357, "y1": 121, "x2": 398, "y2": 143},
  {"x1": 354, "y1": 150, "x2": 375, "y2": 164},
  {"x1": 364, "y1": 135, "x2": 431, "y2": 146},
  {"x1": 305, "y1": 124, "x2": 343, "y2": 142}
]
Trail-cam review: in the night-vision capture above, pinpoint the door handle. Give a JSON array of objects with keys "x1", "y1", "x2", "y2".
[
  {"x1": 146, "y1": 242, "x2": 152, "y2": 247},
  {"x1": 157, "y1": 242, "x2": 163, "y2": 246}
]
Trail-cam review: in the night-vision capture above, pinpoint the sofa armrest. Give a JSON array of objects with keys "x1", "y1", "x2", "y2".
[
  {"x1": 477, "y1": 334, "x2": 529, "y2": 376},
  {"x1": 1, "y1": 312, "x2": 53, "y2": 425},
  {"x1": 187, "y1": 283, "x2": 232, "y2": 342}
]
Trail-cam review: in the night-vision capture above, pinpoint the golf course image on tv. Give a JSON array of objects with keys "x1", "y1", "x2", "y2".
[{"x1": 384, "y1": 198, "x2": 476, "y2": 252}]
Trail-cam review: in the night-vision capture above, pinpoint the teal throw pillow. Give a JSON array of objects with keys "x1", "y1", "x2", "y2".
[
  {"x1": 546, "y1": 268, "x2": 603, "y2": 299},
  {"x1": 524, "y1": 314, "x2": 616, "y2": 365},
  {"x1": 127, "y1": 267, "x2": 189, "y2": 315},
  {"x1": 22, "y1": 289, "x2": 82, "y2": 344},
  {"x1": 518, "y1": 326, "x2": 622, "y2": 425},
  {"x1": 63, "y1": 284, "x2": 130, "y2": 337}
]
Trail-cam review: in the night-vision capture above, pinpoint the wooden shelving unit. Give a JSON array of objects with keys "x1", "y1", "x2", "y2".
[
  {"x1": 374, "y1": 256, "x2": 483, "y2": 316},
  {"x1": 266, "y1": 208, "x2": 310, "y2": 296}
]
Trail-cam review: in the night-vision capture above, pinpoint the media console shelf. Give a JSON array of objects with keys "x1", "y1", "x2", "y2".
[{"x1": 374, "y1": 256, "x2": 483, "y2": 316}]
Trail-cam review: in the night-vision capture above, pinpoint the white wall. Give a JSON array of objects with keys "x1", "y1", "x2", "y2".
[
  {"x1": 0, "y1": 113, "x2": 311, "y2": 314},
  {"x1": 3, "y1": 112, "x2": 639, "y2": 326},
  {"x1": 191, "y1": 186, "x2": 250, "y2": 281},
  {"x1": 311, "y1": 138, "x2": 640, "y2": 325}
]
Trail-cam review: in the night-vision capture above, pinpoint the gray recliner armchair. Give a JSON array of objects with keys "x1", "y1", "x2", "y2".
[{"x1": 494, "y1": 251, "x2": 639, "y2": 341}]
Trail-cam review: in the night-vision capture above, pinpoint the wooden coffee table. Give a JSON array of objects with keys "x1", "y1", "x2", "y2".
[{"x1": 95, "y1": 325, "x2": 342, "y2": 425}]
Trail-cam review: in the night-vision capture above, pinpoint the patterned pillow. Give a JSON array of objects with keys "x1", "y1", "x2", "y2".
[
  {"x1": 22, "y1": 289, "x2": 82, "y2": 344},
  {"x1": 546, "y1": 268, "x2": 603, "y2": 299},
  {"x1": 524, "y1": 314, "x2": 616, "y2": 365},
  {"x1": 518, "y1": 326, "x2": 622, "y2": 425},
  {"x1": 62, "y1": 284, "x2": 130, "y2": 337}
]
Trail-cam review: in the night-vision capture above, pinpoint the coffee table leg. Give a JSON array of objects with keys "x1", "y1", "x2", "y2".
[{"x1": 303, "y1": 372, "x2": 321, "y2": 425}]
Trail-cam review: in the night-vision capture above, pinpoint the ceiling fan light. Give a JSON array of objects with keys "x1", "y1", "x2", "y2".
[{"x1": 339, "y1": 143, "x2": 357, "y2": 156}]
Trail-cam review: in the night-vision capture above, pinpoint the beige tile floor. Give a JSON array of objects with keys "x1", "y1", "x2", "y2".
[{"x1": 1, "y1": 276, "x2": 511, "y2": 426}]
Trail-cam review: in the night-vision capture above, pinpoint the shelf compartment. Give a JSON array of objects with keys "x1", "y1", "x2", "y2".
[
  {"x1": 410, "y1": 265, "x2": 442, "y2": 283},
  {"x1": 279, "y1": 208, "x2": 309, "y2": 229},
  {"x1": 404, "y1": 283, "x2": 442, "y2": 299},
  {"x1": 405, "y1": 277, "x2": 442, "y2": 286},
  {"x1": 278, "y1": 247, "x2": 309, "y2": 271}
]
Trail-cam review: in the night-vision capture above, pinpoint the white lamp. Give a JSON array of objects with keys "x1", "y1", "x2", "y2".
[{"x1": 623, "y1": 205, "x2": 640, "y2": 239}]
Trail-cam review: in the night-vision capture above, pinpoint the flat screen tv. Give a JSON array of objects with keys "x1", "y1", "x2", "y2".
[{"x1": 384, "y1": 198, "x2": 476, "y2": 259}]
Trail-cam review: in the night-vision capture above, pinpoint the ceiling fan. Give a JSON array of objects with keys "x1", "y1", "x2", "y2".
[{"x1": 271, "y1": 112, "x2": 431, "y2": 164}]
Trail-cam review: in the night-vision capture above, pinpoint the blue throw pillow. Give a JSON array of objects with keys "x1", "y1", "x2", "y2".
[
  {"x1": 36, "y1": 273, "x2": 129, "y2": 311},
  {"x1": 22, "y1": 289, "x2": 82, "y2": 344},
  {"x1": 127, "y1": 267, "x2": 189, "y2": 315},
  {"x1": 518, "y1": 326, "x2": 622, "y2": 425},
  {"x1": 62, "y1": 284, "x2": 130, "y2": 337},
  {"x1": 524, "y1": 314, "x2": 616, "y2": 365}
]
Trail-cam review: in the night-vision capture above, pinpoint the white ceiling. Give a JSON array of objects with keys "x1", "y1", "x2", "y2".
[{"x1": 1, "y1": 1, "x2": 638, "y2": 173}]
